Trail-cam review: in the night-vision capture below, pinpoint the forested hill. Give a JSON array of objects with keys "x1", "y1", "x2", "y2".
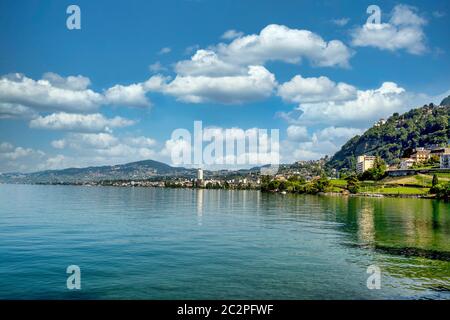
[{"x1": 328, "y1": 96, "x2": 450, "y2": 171}]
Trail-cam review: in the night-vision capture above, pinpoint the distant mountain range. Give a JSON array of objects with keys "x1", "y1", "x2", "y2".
[
  {"x1": 0, "y1": 159, "x2": 196, "y2": 184},
  {"x1": 0, "y1": 159, "x2": 266, "y2": 184},
  {"x1": 328, "y1": 95, "x2": 450, "y2": 171}
]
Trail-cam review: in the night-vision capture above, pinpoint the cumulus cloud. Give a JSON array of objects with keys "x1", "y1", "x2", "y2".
[
  {"x1": 282, "y1": 126, "x2": 364, "y2": 162},
  {"x1": 50, "y1": 133, "x2": 158, "y2": 164},
  {"x1": 104, "y1": 82, "x2": 152, "y2": 107},
  {"x1": 0, "y1": 102, "x2": 37, "y2": 119},
  {"x1": 160, "y1": 126, "x2": 279, "y2": 168},
  {"x1": 29, "y1": 112, "x2": 136, "y2": 132},
  {"x1": 215, "y1": 24, "x2": 353, "y2": 68},
  {"x1": 175, "y1": 49, "x2": 244, "y2": 77},
  {"x1": 163, "y1": 65, "x2": 277, "y2": 104},
  {"x1": 0, "y1": 131, "x2": 157, "y2": 172},
  {"x1": 51, "y1": 139, "x2": 66, "y2": 149},
  {"x1": 286, "y1": 125, "x2": 309, "y2": 141},
  {"x1": 278, "y1": 75, "x2": 357, "y2": 103},
  {"x1": 124, "y1": 136, "x2": 156, "y2": 148},
  {"x1": 0, "y1": 73, "x2": 155, "y2": 118},
  {"x1": 175, "y1": 24, "x2": 353, "y2": 79},
  {"x1": 0, "y1": 142, "x2": 46, "y2": 172},
  {"x1": 314, "y1": 126, "x2": 363, "y2": 143},
  {"x1": 296, "y1": 82, "x2": 409, "y2": 127},
  {"x1": 351, "y1": 4, "x2": 427, "y2": 54},
  {"x1": 0, "y1": 24, "x2": 355, "y2": 113},
  {"x1": 62, "y1": 132, "x2": 119, "y2": 149},
  {"x1": 221, "y1": 29, "x2": 244, "y2": 40},
  {"x1": 42, "y1": 72, "x2": 91, "y2": 91},
  {"x1": 0, "y1": 73, "x2": 104, "y2": 113},
  {"x1": 278, "y1": 81, "x2": 420, "y2": 128}
]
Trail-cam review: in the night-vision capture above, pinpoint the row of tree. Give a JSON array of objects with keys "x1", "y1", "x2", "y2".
[{"x1": 260, "y1": 175, "x2": 332, "y2": 194}]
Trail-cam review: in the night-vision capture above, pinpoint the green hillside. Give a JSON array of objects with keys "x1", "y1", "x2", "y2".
[{"x1": 328, "y1": 96, "x2": 450, "y2": 171}]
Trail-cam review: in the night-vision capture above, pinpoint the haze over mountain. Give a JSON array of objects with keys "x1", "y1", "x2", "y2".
[{"x1": 0, "y1": 159, "x2": 196, "y2": 184}]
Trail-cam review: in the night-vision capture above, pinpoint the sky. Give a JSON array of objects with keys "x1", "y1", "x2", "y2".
[{"x1": 0, "y1": 0, "x2": 449, "y2": 172}]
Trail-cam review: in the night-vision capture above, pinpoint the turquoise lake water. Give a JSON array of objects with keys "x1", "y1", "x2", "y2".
[{"x1": 0, "y1": 184, "x2": 449, "y2": 299}]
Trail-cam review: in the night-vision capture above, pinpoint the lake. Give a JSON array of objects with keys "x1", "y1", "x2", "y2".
[{"x1": 0, "y1": 184, "x2": 449, "y2": 299}]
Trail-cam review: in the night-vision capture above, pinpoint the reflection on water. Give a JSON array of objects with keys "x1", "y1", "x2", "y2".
[
  {"x1": 357, "y1": 203, "x2": 376, "y2": 245},
  {"x1": 320, "y1": 196, "x2": 450, "y2": 253},
  {"x1": 314, "y1": 195, "x2": 450, "y2": 295},
  {"x1": 197, "y1": 189, "x2": 203, "y2": 225},
  {"x1": 0, "y1": 185, "x2": 449, "y2": 299}
]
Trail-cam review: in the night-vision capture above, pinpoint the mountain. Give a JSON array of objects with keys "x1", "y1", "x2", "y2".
[
  {"x1": 441, "y1": 95, "x2": 450, "y2": 107},
  {"x1": 0, "y1": 159, "x2": 196, "y2": 184},
  {"x1": 328, "y1": 96, "x2": 450, "y2": 171}
]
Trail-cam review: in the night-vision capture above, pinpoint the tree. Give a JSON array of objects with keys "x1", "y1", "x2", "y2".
[
  {"x1": 314, "y1": 176, "x2": 331, "y2": 193},
  {"x1": 431, "y1": 174, "x2": 441, "y2": 194},
  {"x1": 433, "y1": 182, "x2": 450, "y2": 200},
  {"x1": 432, "y1": 174, "x2": 439, "y2": 188},
  {"x1": 360, "y1": 157, "x2": 387, "y2": 181},
  {"x1": 346, "y1": 175, "x2": 360, "y2": 194}
]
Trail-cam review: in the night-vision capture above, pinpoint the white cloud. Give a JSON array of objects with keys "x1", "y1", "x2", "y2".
[
  {"x1": 42, "y1": 72, "x2": 91, "y2": 91},
  {"x1": 0, "y1": 142, "x2": 14, "y2": 152},
  {"x1": 282, "y1": 126, "x2": 363, "y2": 162},
  {"x1": 43, "y1": 154, "x2": 70, "y2": 170},
  {"x1": 0, "y1": 73, "x2": 104, "y2": 113},
  {"x1": 63, "y1": 133, "x2": 119, "y2": 149},
  {"x1": 52, "y1": 133, "x2": 158, "y2": 160},
  {"x1": 314, "y1": 126, "x2": 363, "y2": 143},
  {"x1": 104, "y1": 82, "x2": 152, "y2": 107},
  {"x1": 175, "y1": 49, "x2": 244, "y2": 77},
  {"x1": 278, "y1": 78, "x2": 434, "y2": 129},
  {"x1": 124, "y1": 136, "x2": 156, "y2": 147},
  {"x1": 1, "y1": 146, "x2": 45, "y2": 160},
  {"x1": 351, "y1": 4, "x2": 427, "y2": 55},
  {"x1": 0, "y1": 142, "x2": 46, "y2": 172},
  {"x1": 278, "y1": 75, "x2": 357, "y2": 103},
  {"x1": 282, "y1": 82, "x2": 411, "y2": 128},
  {"x1": 8, "y1": 24, "x2": 350, "y2": 111},
  {"x1": 221, "y1": 29, "x2": 244, "y2": 40},
  {"x1": 163, "y1": 65, "x2": 277, "y2": 104},
  {"x1": 160, "y1": 126, "x2": 280, "y2": 168},
  {"x1": 29, "y1": 112, "x2": 136, "y2": 132},
  {"x1": 175, "y1": 24, "x2": 353, "y2": 79},
  {"x1": 216, "y1": 24, "x2": 353, "y2": 68},
  {"x1": 286, "y1": 125, "x2": 309, "y2": 141},
  {"x1": 0, "y1": 73, "x2": 156, "y2": 117},
  {"x1": 51, "y1": 139, "x2": 66, "y2": 149},
  {"x1": 0, "y1": 102, "x2": 38, "y2": 119}
]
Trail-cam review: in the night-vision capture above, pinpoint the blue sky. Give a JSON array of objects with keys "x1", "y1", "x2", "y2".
[{"x1": 0, "y1": 0, "x2": 449, "y2": 172}]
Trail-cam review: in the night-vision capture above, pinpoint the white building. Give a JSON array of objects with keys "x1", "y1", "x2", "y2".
[
  {"x1": 400, "y1": 158, "x2": 415, "y2": 170},
  {"x1": 197, "y1": 168, "x2": 204, "y2": 180},
  {"x1": 356, "y1": 155, "x2": 377, "y2": 174},
  {"x1": 440, "y1": 154, "x2": 450, "y2": 169},
  {"x1": 374, "y1": 119, "x2": 387, "y2": 127}
]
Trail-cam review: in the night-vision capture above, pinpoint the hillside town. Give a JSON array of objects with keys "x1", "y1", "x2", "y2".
[{"x1": 357, "y1": 144, "x2": 450, "y2": 174}]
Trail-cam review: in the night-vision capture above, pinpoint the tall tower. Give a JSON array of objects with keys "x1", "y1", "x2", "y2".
[
  {"x1": 196, "y1": 168, "x2": 204, "y2": 188},
  {"x1": 197, "y1": 168, "x2": 203, "y2": 181}
]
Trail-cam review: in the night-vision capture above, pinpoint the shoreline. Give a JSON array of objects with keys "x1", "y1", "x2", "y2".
[{"x1": 0, "y1": 182, "x2": 444, "y2": 200}]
